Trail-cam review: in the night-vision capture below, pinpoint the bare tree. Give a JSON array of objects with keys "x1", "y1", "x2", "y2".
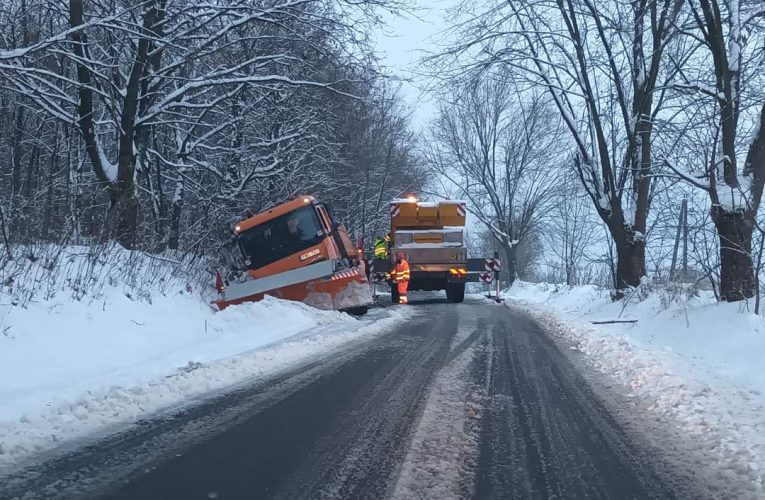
[
  {"x1": 545, "y1": 172, "x2": 597, "y2": 286},
  {"x1": 427, "y1": 76, "x2": 560, "y2": 283},
  {"x1": 0, "y1": 0, "x2": 408, "y2": 249},
  {"x1": 663, "y1": 0, "x2": 765, "y2": 301},
  {"x1": 432, "y1": 0, "x2": 684, "y2": 296},
  {"x1": 693, "y1": 0, "x2": 765, "y2": 301}
]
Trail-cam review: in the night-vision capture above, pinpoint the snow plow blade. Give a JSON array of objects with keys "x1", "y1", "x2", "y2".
[
  {"x1": 214, "y1": 260, "x2": 373, "y2": 313},
  {"x1": 213, "y1": 195, "x2": 374, "y2": 315}
]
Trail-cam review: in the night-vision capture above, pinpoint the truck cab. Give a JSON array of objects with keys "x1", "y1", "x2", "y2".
[{"x1": 233, "y1": 196, "x2": 360, "y2": 279}]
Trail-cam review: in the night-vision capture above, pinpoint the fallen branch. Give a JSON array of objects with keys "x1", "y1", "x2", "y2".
[{"x1": 590, "y1": 319, "x2": 638, "y2": 325}]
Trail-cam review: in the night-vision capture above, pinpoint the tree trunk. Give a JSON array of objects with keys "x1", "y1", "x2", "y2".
[
  {"x1": 614, "y1": 250, "x2": 639, "y2": 296},
  {"x1": 168, "y1": 202, "x2": 182, "y2": 250},
  {"x1": 715, "y1": 211, "x2": 756, "y2": 301},
  {"x1": 0, "y1": 203, "x2": 12, "y2": 260},
  {"x1": 167, "y1": 162, "x2": 186, "y2": 250},
  {"x1": 609, "y1": 221, "x2": 644, "y2": 298},
  {"x1": 106, "y1": 189, "x2": 138, "y2": 250},
  {"x1": 10, "y1": 108, "x2": 24, "y2": 197},
  {"x1": 503, "y1": 244, "x2": 516, "y2": 285},
  {"x1": 8, "y1": 108, "x2": 24, "y2": 241},
  {"x1": 565, "y1": 260, "x2": 574, "y2": 286}
]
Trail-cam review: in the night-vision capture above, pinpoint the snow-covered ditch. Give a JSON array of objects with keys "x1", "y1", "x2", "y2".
[
  {"x1": 507, "y1": 281, "x2": 765, "y2": 498},
  {"x1": 0, "y1": 246, "x2": 409, "y2": 471}
]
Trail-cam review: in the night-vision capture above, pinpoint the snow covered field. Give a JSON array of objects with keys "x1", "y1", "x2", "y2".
[
  {"x1": 507, "y1": 281, "x2": 765, "y2": 498},
  {"x1": 0, "y1": 250, "x2": 409, "y2": 471}
]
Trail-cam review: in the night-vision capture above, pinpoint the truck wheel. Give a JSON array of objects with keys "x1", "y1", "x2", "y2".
[
  {"x1": 390, "y1": 284, "x2": 400, "y2": 304},
  {"x1": 447, "y1": 283, "x2": 465, "y2": 303}
]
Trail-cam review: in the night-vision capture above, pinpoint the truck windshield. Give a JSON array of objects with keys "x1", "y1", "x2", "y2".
[{"x1": 237, "y1": 205, "x2": 324, "y2": 270}]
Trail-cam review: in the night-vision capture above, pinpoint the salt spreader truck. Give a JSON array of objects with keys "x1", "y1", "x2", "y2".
[{"x1": 372, "y1": 197, "x2": 500, "y2": 303}]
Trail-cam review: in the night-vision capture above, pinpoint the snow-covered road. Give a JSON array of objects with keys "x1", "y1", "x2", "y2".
[
  {"x1": 0, "y1": 294, "x2": 411, "y2": 472},
  {"x1": 506, "y1": 281, "x2": 765, "y2": 499},
  {"x1": 1, "y1": 297, "x2": 704, "y2": 500}
]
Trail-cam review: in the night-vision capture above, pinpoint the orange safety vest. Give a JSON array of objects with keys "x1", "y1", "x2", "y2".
[{"x1": 393, "y1": 259, "x2": 410, "y2": 282}]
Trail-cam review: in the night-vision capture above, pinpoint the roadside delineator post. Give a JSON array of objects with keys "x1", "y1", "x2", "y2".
[
  {"x1": 494, "y1": 251, "x2": 501, "y2": 303},
  {"x1": 483, "y1": 252, "x2": 502, "y2": 303}
]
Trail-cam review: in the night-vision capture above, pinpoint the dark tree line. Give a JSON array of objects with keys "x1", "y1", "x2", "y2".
[{"x1": 0, "y1": 0, "x2": 423, "y2": 261}]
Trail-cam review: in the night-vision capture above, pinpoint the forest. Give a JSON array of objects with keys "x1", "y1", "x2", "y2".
[{"x1": 1, "y1": 0, "x2": 764, "y2": 304}]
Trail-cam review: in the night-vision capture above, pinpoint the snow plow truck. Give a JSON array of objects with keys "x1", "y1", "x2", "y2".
[{"x1": 213, "y1": 196, "x2": 373, "y2": 315}]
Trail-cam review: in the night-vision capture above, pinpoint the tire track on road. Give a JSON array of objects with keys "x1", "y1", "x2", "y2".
[
  {"x1": 391, "y1": 305, "x2": 489, "y2": 500},
  {"x1": 473, "y1": 308, "x2": 679, "y2": 500}
]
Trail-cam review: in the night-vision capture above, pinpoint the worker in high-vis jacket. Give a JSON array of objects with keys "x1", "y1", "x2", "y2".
[
  {"x1": 392, "y1": 252, "x2": 410, "y2": 304},
  {"x1": 374, "y1": 234, "x2": 390, "y2": 259}
]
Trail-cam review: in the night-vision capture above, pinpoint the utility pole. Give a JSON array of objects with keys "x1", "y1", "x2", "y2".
[{"x1": 681, "y1": 199, "x2": 688, "y2": 280}]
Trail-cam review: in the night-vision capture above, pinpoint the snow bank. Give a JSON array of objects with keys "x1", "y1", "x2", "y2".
[
  {"x1": 507, "y1": 281, "x2": 765, "y2": 498},
  {"x1": 1, "y1": 243, "x2": 209, "y2": 306},
  {"x1": 0, "y1": 284, "x2": 409, "y2": 471},
  {"x1": 508, "y1": 281, "x2": 765, "y2": 395}
]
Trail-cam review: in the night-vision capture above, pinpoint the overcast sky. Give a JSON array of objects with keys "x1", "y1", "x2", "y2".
[{"x1": 371, "y1": 1, "x2": 459, "y2": 130}]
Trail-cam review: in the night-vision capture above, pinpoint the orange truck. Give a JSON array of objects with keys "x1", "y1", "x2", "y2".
[
  {"x1": 371, "y1": 196, "x2": 502, "y2": 303},
  {"x1": 379, "y1": 197, "x2": 468, "y2": 303},
  {"x1": 213, "y1": 195, "x2": 372, "y2": 314}
]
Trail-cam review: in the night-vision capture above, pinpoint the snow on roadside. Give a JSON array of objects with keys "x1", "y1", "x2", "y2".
[
  {"x1": 506, "y1": 281, "x2": 765, "y2": 499},
  {"x1": 0, "y1": 291, "x2": 410, "y2": 471}
]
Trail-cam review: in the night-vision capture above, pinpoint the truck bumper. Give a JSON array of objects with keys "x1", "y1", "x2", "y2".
[{"x1": 408, "y1": 270, "x2": 467, "y2": 291}]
